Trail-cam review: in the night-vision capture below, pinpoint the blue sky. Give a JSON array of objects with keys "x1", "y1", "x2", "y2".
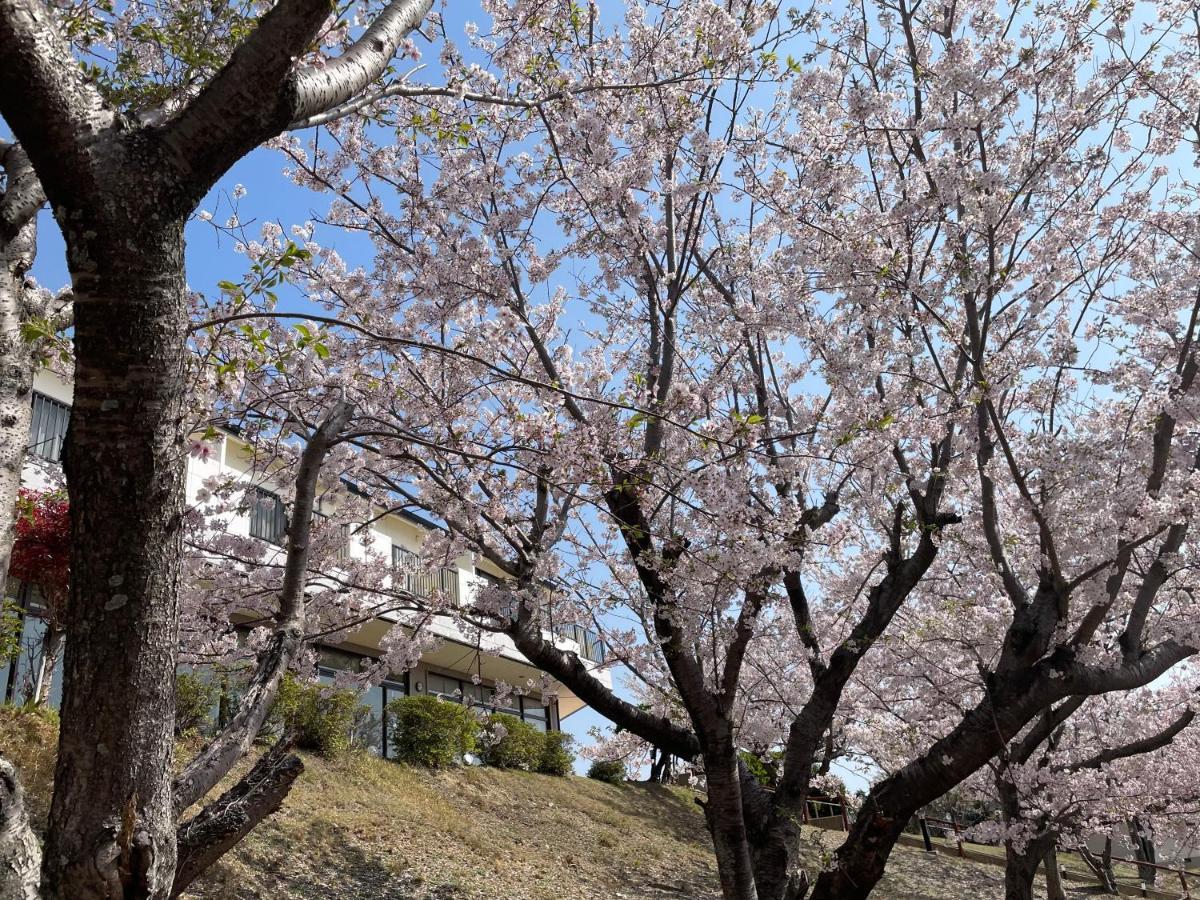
[{"x1": 9, "y1": 0, "x2": 889, "y2": 789}]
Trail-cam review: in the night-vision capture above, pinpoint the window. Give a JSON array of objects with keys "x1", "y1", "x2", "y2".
[
  {"x1": 316, "y1": 646, "x2": 409, "y2": 758},
  {"x1": 425, "y1": 671, "x2": 464, "y2": 701},
  {"x1": 249, "y1": 488, "x2": 287, "y2": 545},
  {"x1": 28, "y1": 392, "x2": 70, "y2": 463},
  {"x1": 521, "y1": 696, "x2": 548, "y2": 732}
]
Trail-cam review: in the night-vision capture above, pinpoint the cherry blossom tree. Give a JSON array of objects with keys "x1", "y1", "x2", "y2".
[
  {"x1": 0, "y1": 0, "x2": 435, "y2": 892},
  {"x1": 266, "y1": 2, "x2": 1200, "y2": 899},
  {"x1": 240, "y1": 4, "x2": 967, "y2": 898},
  {"x1": 772, "y1": 0, "x2": 1200, "y2": 894}
]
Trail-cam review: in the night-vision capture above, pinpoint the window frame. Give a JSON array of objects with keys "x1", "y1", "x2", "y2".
[
  {"x1": 248, "y1": 487, "x2": 288, "y2": 546},
  {"x1": 28, "y1": 391, "x2": 70, "y2": 463}
]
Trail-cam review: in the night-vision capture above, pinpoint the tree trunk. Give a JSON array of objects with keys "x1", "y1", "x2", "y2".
[
  {"x1": 30, "y1": 620, "x2": 62, "y2": 706},
  {"x1": 702, "y1": 747, "x2": 759, "y2": 900},
  {"x1": 749, "y1": 807, "x2": 806, "y2": 900},
  {"x1": 42, "y1": 207, "x2": 189, "y2": 900},
  {"x1": 0, "y1": 756, "x2": 41, "y2": 900},
  {"x1": 0, "y1": 207, "x2": 36, "y2": 606},
  {"x1": 1077, "y1": 837, "x2": 1120, "y2": 894},
  {"x1": 995, "y1": 771, "x2": 1057, "y2": 900},
  {"x1": 1128, "y1": 816, "x2": 1156, "y2": 886},
  {"x1": 1043, "y1": 846, "x2": 1065, "y2": 900},
  {"x1": 1004, "y1": 838, "x2": 1049, "y2": 900}
]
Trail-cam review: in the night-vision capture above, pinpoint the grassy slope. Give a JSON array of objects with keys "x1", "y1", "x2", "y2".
[{"x1": 2, "y1": 706, "x2": 1080, "y2": 899}]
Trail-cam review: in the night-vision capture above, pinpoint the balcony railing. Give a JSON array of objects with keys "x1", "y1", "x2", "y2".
[
  {"x1": 396, "y1": 566, "x2": 460, "y2": 602},
  {"x1": 554, "y1": 623, "x2": 606, "y2": 663}
]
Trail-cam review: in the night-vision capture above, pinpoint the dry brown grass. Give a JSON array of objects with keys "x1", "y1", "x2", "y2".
[{"x1": 1, "y1": 706, "x2": 1100, "y2": 899}]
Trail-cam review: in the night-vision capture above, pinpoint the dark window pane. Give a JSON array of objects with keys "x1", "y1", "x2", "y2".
[
  {"x1": 28, "y1": 392, "x2": 70, "y2": 463},
  {"x1": 249, "y1": 488, "x2": 287, "y2": 545}
]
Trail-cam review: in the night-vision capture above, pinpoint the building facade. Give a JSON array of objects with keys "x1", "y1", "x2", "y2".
[{"x1": 2, "y1": 369, "x2": 610, "y2": 757}]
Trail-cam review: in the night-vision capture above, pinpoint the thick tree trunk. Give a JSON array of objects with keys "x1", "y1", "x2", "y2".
[
  {"x1": 1128, "y1": 816, "x2": 1156, "y2": 886},
  {"x1": 749, "y1": 815, "x2": 805, "y2": 900},
  {"x1": 1043, "y1": 846, "x2": 1065, "y2": 900},
  {"x1": 1004, "y1": 841, "x2": 1045, "y2": 900},
  {"x1": 42, "y1": 207, "x2": 189, "y2": 900},
  {"x1": 701, "y1": 747, "x2": 759, "y2": 900},
  {"x1": 996, "y1": 771, "x2": 1059, "y2": 900}
]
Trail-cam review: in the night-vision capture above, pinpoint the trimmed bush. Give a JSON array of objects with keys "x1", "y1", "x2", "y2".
[
  {"x1": 388, "y1": 694, "x2": 479, "y2": 767},
  {"x1": 538, "y1": 730, "x2": 575, "y2": 776},
  {"x1": 480, "y1": 713, "x2": 545, "y2": 770},
  {"x1": 587, "y1": 759, "x2": 626, "y2": 785},
  {"x1": 269, "y1": 672, "x2": 360, "y2": 758},
  {"x1": 174, "y1": 670, "x2": 219, "y2": 736}
]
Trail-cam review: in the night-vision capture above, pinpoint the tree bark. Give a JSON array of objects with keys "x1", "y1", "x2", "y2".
[
  {"x1": 1128, "y1": 816, "x2": 1156, "y2": 886},
  {"x1": 701, "y1": 746, "x2": 759, "y2": 900},
  {"x1": 1003, "y1": 833, "x2": 1056, "y2": 900},
  {"x1": 170, "y1": 738, "x2": 303, "y2": 898},
  {"x1": 43, "y1": 197, "x2": 190, "y2": 899},
  {"x1": 1078, "y1": 839, "x2": 1120, "y2": 894},
  {"x1": 0, "y1": 756, "x2": 41, "y2": 900},
  {"x1": 0, "y1": 144, "x2": 40, "y2": 605},
  {"x1": 1043, "y1": 846, "x2": 1065, "y2": 900},
  {"x1": 30, "y1": 620, "x2": 62, "y2": 706}
]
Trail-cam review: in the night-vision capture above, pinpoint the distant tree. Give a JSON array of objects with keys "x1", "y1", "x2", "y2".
[{"x1": 8, "y1": 489, "x2": 69, "y2": 704}]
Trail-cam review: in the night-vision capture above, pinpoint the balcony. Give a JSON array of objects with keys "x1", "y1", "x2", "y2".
[{"x1": 554, "y1": 623, "x2": 606, "y2": 663}]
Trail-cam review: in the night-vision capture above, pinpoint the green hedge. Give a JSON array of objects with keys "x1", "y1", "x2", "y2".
[
  {"x1": 481, "y1": 713, "x2": 544, "y2": 770},
  {"x1": 174, "y1": 671, "x2": 219, "y2": 736},
  {"x1": 388, "y1": 694, "x2": 479, "y2": 767},
  {"x1": 269, "y1": 673, "x2": 360, "y2": 758},
  {"x1": 587, "y1": 759, "x2": 626, "y2": 784},
  {"x1": 538, "y1": 730, "x2": 575, "y2": 776}
]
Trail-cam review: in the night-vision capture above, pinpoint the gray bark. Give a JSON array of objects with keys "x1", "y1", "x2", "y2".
[
  {"x1": 0, "y1": 140, "x2": 50, "y2": 607},
  {"x1": 0, "y1": 0, "x2": 431, "y2": 894},
  {"x1": 170, "y1": 737, "x2": 303, "y2": 898},
  {"x1": 1078, "y1": 840, "x2": 1120, "y2": 894},
  {"x1": 30, "y1": 621, "x2": 62, "y2": 706},
  {"x1": 0, "y1": 757, "x2": 41, "y2": 900}
]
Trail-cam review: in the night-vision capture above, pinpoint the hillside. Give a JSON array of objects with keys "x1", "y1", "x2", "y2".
[{"x1": 2, "y1": 706, "x2": 1073, "y2": 899}]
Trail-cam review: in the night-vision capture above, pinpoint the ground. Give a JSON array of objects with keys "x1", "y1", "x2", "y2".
[{"x1": 0, "y1": 705, "x2": 1126, "y2": 899}]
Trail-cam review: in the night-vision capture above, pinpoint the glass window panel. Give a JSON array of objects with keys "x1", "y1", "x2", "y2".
[
  {"x1": 318, "y1": 647, "x2": 362, "y2": 672},
  {"x1": 249, "y1": 488, "x2": 287, "y2": 545},
  {"x1": 426, "y1": 672, "x2": 464, "y2": 700},
  {"x1": 28, "y1": 392, "x2": 70, "y2": 463},
  {"x1": 381, "y1": 679, "x2": 407, "y2": 758},
  {"x1": 355, "y1": 684, "x2": 385, "y2": 756}
]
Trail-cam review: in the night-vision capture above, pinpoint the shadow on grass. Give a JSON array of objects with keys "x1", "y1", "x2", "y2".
[
  {"x1": 587, "y1": 780, "x2": 712, "y2": 848},
  {"x1": 187, "y1": 817, "x2": 436, "y2": 900}
]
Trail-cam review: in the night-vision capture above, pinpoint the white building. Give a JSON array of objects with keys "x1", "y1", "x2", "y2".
[{"x1": 2, "y1": 369, "x2": 611, "y2": 757}]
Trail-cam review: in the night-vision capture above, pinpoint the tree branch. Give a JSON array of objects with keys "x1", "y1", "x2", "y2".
[
  {"x1": 172, "y1": 400, "x2": 354, "y2": 812},
  {"x1": 290, "y1": 0, "x2": 432, "y2": 122},
  {"x1": 170, "y1": 737, "x2": 304, "y2": 898},
  {"x1": 1065, "y1": 707, "x2": 1195, "y2": 772},
  {"x1": 0, "y1": 0, "x2": 112, "y2": 203}
]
